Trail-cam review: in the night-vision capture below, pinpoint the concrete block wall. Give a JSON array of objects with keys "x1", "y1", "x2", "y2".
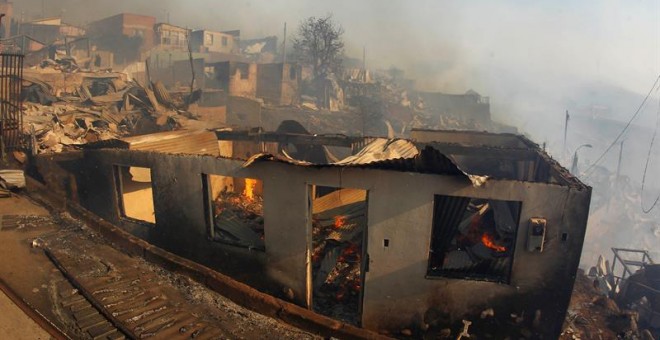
[{"x1": 32, "y1": 149, "x2": 590, "y2": 337}]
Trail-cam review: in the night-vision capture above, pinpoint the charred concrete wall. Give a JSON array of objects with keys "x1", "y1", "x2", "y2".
[
  {"x1": 29, "y1": 148, "x2": 590, "y2": 338},
  {"x1": 228, "y1": 62, "x2": 257, "y2": 98},
  {"x1": 256, "y1": 63, "x2": 300, "y2": 106}
]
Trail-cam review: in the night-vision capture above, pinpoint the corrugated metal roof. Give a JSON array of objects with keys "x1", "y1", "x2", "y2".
[
  {"x1": 333, "y1": 138, "x2": 418, "y2": 166},
  {"x1": 121, "y1": 130, "x2": 220, "y2": 156},
  {"x1": 244, "y1": 138, "x2": 469, "y2": 178}
]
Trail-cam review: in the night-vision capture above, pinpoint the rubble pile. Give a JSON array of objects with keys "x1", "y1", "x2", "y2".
[
  {"x1": 561, "y1": 269, "x2": 657, "y2": 340},
  {"x1": 561, "y1": 248, "x2": 659, "y2": 340},
  {"x1": 22, "y1": 62, "x2": 200, "y2": 154},
  {"x1": 38, "y1": 57, "x2": 81, "y2": 73},
  {"x1": 23, "y1": 102, "x2": 123, "y2": 153}
]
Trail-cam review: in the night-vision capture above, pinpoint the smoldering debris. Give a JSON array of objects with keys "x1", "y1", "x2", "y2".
[
  {"x1": 212, "y1": 182, "x2": 265, "y2": 250},
  {"x1": 21, "y1": 59, "x2": 202, "y2": 154},
  {"x1": 562, "y1": 250, "x2": 659, "y2": 340}
]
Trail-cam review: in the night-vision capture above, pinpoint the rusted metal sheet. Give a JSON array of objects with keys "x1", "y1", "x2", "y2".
[
  {"x1": 121, "y1": 129, "x2": 220, "y2": 156},
  {"x1": 334, "y1": 138, "x2": 418, "y2": 165},
  {"x1": 0, "y1": 53, "x2": 24, "y2": 155},
  {"x1": 312, "y1": 188, "x2": 367, "y2": 215},
  {"x1": 244, "y1": 137, "x2": 468, "y2": 177}
]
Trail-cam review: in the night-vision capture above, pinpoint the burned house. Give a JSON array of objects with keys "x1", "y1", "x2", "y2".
[
  {"x1": 204, "y1": 61, "x2": 257, "y2": 98},
  {"x1": 190, "y1": 29, "x2": 240, "y2": 55},
  {"x1": 87, "y1": 13, "x2": 156, "y2": 64},
  {"x1": 418, "y1": 89, "x2": 491, "y2": 124},
  {"x1": 26, "y1": 126, "x2": 591, "y2": 338},
  {"x1": 240, "y1": 35, "x2": 278, "y2": 63},
  {"x1": 256, "y1": 62, "x2": 301, "y2": 106}
]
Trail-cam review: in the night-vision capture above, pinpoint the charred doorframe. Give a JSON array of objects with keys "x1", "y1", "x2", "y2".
[
  {"x1": 306, "y1": 184, "x2": 370, "y2": 326},
  {"x1": 214, "y1": 129, "x2": 363, "y2": 148},
  {"x1": 112, "y1": 164, "x2": 156, "y2": 226},
  {"x1": 201, "y1": 173, "x2": 215, "y2": 240}
]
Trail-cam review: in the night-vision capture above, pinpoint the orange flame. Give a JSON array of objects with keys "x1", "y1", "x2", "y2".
[
  {"x1": 243, "y1": 178, "x2": 257, "y2": 201},
  {"x1": 333, "y1": 215, "x2": 347, "y2": 229},
  {"x1": 481, "y1": 233, "x2": 506, "y2": 252}
]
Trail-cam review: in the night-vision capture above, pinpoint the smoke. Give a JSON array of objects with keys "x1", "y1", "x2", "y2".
[{"x1": 14, "y1": 0, "x2": 660, "y2": 263}]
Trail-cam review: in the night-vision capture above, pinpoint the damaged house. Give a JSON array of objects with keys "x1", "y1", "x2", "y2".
[
  {"x1": 203, "y1": 61, "x2": 257, "y2": 98},
  {"x1": 240, "y1": 35, "x2": 278, "y2": 63},
  {"x1": 26, "y1": 126, "x2": 591, "y2": 338},
  {"x1": 256, "y1": 62, "x2": 301, "y2": 106},
  {"x1": 418, "y1": 89, "x2": 491, "y2": 127}
]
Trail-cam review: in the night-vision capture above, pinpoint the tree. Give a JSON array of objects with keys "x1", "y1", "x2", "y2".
[{"x1": 292, "y1": 15, "x2": 344, "y2": 80}]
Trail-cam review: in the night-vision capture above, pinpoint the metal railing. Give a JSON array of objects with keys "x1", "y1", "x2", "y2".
[
  {"x1": 0, "y1": 53, "x2": 24, "y2": 160},
  {"x1": 610, "y1": 247, "x2": 655, "y2": 289}
]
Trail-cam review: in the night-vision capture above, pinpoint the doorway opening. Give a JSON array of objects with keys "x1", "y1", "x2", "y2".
[{"x1": 309, "y1": 185, "x2": 368, "y2": 325}]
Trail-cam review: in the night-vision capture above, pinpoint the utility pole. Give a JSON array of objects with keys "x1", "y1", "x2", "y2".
[
  {"x1": 18, "y1": 11, "x2": 24, "y2": 35},
  {"x1": 0, "y1": 14, "x2": 5, "y2": 40},
  {"x1": 363, "y1": 45, "x2": 366, "y2": 70},
  {"x1": 42, "y1": 0, "x2": 45, "y2": 18},
  {"x1": 616, "y1": 140, "x2": 624, "y2": 184},
  {"x1": 282, "y1": 22, "x2": 287, "y2": 64},
  {"x1": 563, "y1": 110, "x2": 570, "y2": 159}
]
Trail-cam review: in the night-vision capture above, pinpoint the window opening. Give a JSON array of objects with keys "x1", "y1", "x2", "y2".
[
  {"x1": 428, "y1": 195, "x2": 521, "y2": 283},
  {"x1": 203, "y1": 174, "x2": 264, "y2": 250},
  {"x1": 114, "y1": 166, "x2": 156, "y2": 224}
]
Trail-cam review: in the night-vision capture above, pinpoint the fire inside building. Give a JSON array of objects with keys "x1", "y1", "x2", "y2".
[
  {"x1": 20, "y1": 126, "x2": 592, "y2": 338},
  {"x1": 1, "y1": 4, "x2": 658, "y2": 339}
]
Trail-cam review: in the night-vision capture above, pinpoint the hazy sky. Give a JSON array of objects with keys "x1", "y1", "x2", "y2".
[
  {"x1": 16, "y1": 1, "x2": 658, "y2": 87},
  {"x1": 14, "y1": 0, "x2": 660, "y2": 144}
]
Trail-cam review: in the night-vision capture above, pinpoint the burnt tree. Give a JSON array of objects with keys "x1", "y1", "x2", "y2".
[{"x1": 293, "y1": 15, "x2": 344, "y2": 108}]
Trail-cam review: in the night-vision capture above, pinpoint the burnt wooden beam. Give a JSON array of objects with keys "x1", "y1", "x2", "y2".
[
  {"x1": 428, "y1": 144, "x2": 538, "y2": 161},
  {"x1": 214, "y1": 130, "x2": 361, "y2": 147}
]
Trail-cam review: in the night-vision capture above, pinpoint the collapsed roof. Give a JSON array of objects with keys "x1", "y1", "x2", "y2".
[{"x1": 82, "y1": 126, "x2": 585, "y2": 189}]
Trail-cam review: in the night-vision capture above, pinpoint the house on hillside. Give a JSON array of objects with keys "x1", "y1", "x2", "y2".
[{"x1": 190, "y1": 29, "x2": 239, "y2": 55}]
